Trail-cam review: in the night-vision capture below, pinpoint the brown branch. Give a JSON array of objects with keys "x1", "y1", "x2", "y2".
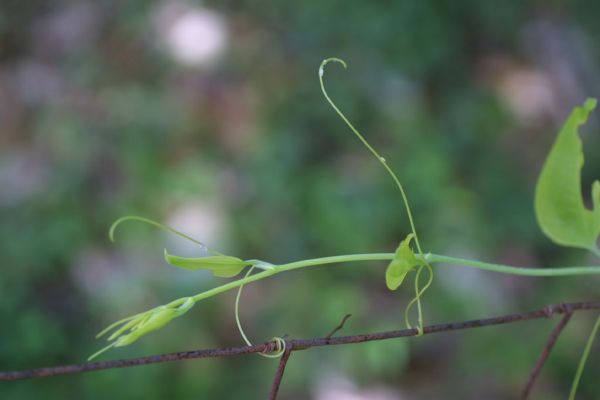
[
  {"x1": 520, "y1": 308, "x2": 574, "y2": 399},
  {"x1": 1, "y1": 301, "x2": 599, "y2": 383},
  {"x1": 268, "y1": 343, "x2": 293, "y2": 400},
  {"x1": 325, "y1": 314, "x2": 352, "y2": 339},
  {"x1": 268, "y1": 313, "x2": 353, "y2": 399},
  {"x1": 268, "y1": 314, "x2": 353, "y2": 399}
]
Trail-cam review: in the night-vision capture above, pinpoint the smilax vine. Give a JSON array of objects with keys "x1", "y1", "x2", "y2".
[{"x1": 92, "y1": 59, "x2": 600, "y2": 399}]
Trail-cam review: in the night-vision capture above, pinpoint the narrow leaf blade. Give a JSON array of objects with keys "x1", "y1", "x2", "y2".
[{"x1": 164, "y1": 250, "x2": 248, "y2": 277}]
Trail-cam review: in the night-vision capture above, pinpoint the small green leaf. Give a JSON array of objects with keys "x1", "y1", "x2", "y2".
[
  {"x1": 89, "y1": 297, "x2": 195, "y2": 360},
  {"x1": 114, "y1": 298, "x2": 194, "y2": 347},
  {"x1": 164, "y1": 250, "x2": 249, "y2": 277},
  {"x1": 386, "y1": 234, "x2": 423, "y2": 290},
  {"x1": 535, "y1": 98, "x2": 600, "y2": 252}
]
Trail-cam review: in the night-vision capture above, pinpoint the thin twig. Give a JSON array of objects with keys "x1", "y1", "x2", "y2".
[
  {"x1": 268, "y1": 314, "x2": 353, "y2": 399},
  {"x1": 268, "y1": 343, "x2": 293, "y2": 400},
  {"x1": 325, "y1": 314, "x2": 352, "y2": 339},
  {"x1": 269, "y1": 314, "x2": 353, "y2": 399},
  {"x1": 1, "y1": 301, "x2": 599, "y2": 382},
  {"x1": 521, "y1": 309, "x2": 573, "y2": 399}
]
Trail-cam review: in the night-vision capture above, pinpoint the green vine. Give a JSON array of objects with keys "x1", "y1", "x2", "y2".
[
  {"x1": 92, "y1": 59, "x2": 600, "y2": 399},
  {"x1": 318, "y1": 58, "x2": 433, "y2": 334}
]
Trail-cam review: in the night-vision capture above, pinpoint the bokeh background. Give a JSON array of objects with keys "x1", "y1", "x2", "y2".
[{"x1": 1, "y1": 1, "x2": 600, "y2": 399}]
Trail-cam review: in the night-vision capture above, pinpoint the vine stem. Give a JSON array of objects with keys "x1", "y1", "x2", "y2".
[
  {"x1": 182, "y1": 253, "x2": 600, "y2": 306},
  {"x1": 318, "y1": 58, "x2": 433, "y2": 332},
  {"x1": 272, "y1": 252, "x2": 600, "y2": 277}
]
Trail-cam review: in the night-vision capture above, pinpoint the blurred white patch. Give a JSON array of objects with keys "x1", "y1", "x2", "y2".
[
  {"x1": 165, "y1": 201, "x2": 226, "y2": 256},
  {"x1": 314, "y1": 373, "x2": 402, "y2": 400},
  {"x1": 155, "y1": 2, "x2": 228, "y2": 67},
  {"x1": 479, "y1": 55, "x2": 557, "y2": 124},
  {"x1": 497, "y1": 68, "x2": 555, "y2": 123}
]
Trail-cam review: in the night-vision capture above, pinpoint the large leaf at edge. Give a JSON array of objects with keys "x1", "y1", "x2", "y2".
[{"x1": 535, "y1": 98, "x2": 600, "y2": 251}]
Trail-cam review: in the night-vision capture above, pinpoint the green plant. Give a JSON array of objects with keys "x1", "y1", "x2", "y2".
[{"x1": 92, "y1": 59, "x2": 600, "y2": 398}]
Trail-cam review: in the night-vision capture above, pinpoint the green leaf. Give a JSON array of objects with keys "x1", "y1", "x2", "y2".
[
  {"x1": 593, "y1": 180, "x2": 600, "y2": 238},
  {"x1": 385, "y1": 234, "x2": 423, "y2": 290},
  {"x1": 164, "y1": 250, "x2": 249, "y2": 277},
  {"x1": 114, "y1": 298, "x2": 194, "y2": 347},
  {"x1": 535, "y1": 98, "x2": 600, "y2": 253},
  {"x1": 89, "y1": 297, "x2": 195, "y2": 360}
]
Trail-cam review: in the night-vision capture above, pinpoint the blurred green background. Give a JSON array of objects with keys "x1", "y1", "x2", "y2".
[{"x1": 1, "y1": 1, "x2": 600, "y2": 399}]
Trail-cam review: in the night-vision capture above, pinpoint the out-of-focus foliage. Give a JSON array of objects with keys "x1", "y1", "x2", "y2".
[{"x1": 1, "y1": 1, "x2": 599, "y2": 399}]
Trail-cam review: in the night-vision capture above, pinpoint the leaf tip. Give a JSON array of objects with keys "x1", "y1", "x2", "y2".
[
  {"x1": 584, "y1": 98, "x2": 597, "y2": 112},
  {"x1": 386, "y1": 277, "x2": 401, "y2": 291},
  {"x1": 163, "y1": 248, "x2": 177, "y2": 266}
]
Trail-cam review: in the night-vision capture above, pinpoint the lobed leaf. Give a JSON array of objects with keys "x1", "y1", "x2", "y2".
[{"x1": 535, "y1": 98, "x2": 600, "y2": 253}]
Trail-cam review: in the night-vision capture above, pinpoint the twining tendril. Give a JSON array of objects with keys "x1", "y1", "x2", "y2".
[
  {"x1": 109, "y1": 215, "x2": 222, "y2": 256},
  {"x1": 404, "y1": 263, "x2": 433, "y2": 334},
  {"x1": 235, "y1": 266, "x2": 286, "y2": 358},
  {"x1": 319, "y1": 58, "x2": 434, "y2": 331}
]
